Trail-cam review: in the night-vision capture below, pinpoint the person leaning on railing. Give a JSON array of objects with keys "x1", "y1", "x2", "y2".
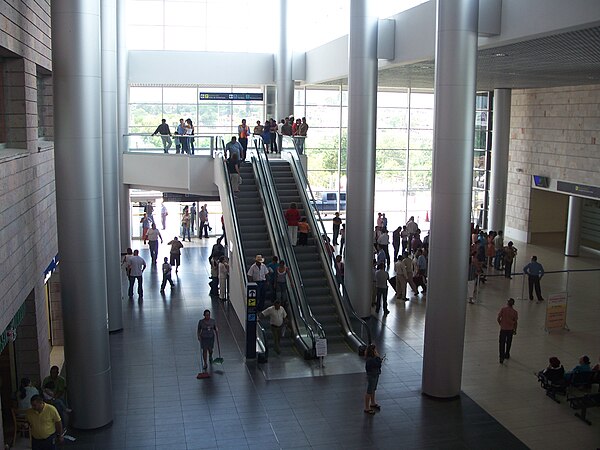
[{"x1": 152, "y1": 119, "x2": 172, "y2": 153}]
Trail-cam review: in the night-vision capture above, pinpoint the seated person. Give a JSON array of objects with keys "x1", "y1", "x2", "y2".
[
  {"x1": 564, "y1": 355, "x2": 592, "y2": 381},
  {"x1": 592, "y1": 355, "x2": 600, "y2": 372},
  {"x1": 42, "y1": 381, "x2": 71, "y2": 423},
  {"x1": 538, "y1": 356, "x2": 565, "y2": 384},
  {"x1": 16, "y1": 377, "x2": 39, "y2": 411},
  {"x1": 42, "y1": 365, "x2": 66, "y2": 401}
]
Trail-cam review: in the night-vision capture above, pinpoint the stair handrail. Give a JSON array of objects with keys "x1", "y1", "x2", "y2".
[
  {"x1": 216, "y1": 152, "x2": 269, "y2": 356},
  {"x1": 246, "y1": 149, "x2": 318, "y2": 357},
  {"x1": 281, "y1": 138, "x2": 372, "y2": 348},
  {"x1": 252, "y1": 147, "x2": 327, "y2": 346}
]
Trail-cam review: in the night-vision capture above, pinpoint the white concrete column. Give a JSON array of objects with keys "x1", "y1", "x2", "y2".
[
  {"x1": 51, "y1": 0, "x2": 113, "y2": 428},
  {"x1": 422, "y1": 0, "x2": 479, "y2": 398},
  {"x1": 488, "y1": 88, "x2": 511, "y2": 232},
  {"x1": 345, "y1": 0, "x2": 378, "y2": 318},
  {"x1": 565, "y1": 195, "x2": 583, "y2": 256},
  {"x1": 276, "y1": 0, "x2": 294, "y2": 120},
  {"x1": 102, "y1": 0, "x2": 123, "y2": 332}
]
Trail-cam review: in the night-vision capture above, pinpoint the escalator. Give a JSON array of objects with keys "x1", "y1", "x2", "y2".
[{"x1": 265, "y1": 157, "x2": 368, "y2": 354}]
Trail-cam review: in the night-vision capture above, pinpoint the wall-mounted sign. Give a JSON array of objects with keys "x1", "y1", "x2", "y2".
[
  {"x1": 557, "y1": 181, "x2": 600, "y2": 200},
  {"x1": 199, "y1": 92, "x2": 263, "y2": 101}
]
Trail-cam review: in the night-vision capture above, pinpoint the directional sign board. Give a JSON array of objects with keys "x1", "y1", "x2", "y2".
[{"x1": 246, "y1": 282, "x2": 258, "y2": 358}]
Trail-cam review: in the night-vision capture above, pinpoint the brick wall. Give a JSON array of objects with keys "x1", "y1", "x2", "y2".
[{"x1": 506, "y1": 84, "x2": 600, "y2": 242}]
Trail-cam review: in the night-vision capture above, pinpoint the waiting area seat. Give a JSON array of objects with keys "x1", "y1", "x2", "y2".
[{"x1": 11, "y1": 408, "x2": 31, "y2": 448}]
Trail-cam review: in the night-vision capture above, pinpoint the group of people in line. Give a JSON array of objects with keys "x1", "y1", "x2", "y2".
[
  {"x1": 152, "y1": 115, "x2": 309, "y2": 157},
  {"x1": 15, "y1": 366, "x2": 69, "y2": 448}
]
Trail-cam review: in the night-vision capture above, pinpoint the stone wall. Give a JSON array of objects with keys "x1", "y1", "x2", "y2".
[{"x1": 506, "y1": 84, "x2": 600, "y2": 242}]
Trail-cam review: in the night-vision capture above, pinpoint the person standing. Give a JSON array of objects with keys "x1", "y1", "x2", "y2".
[
  {"x1": 275, "y1": 260, "x2": 291, "y2": 305},
  {"x1": 247, "y1": 255, "x2": 271, "y2": 310},
  {"x1": 259, "y1": 300, "x2": 288, "y2": 354},
  {"x1": 284, "y1": 202, "x2": 300, "y2": 246},
  {"x1": 297, "y1": 217, "x2": 310, "y2": 246},
  {"x1": 146, "y1": 223, "x2": 163, "y2": 264},
  {"x1": 392, "y1": 226, "x2": 401, "y2": 262},
  {"x1": 252, "y1": 120, "x2": 264, "y2": 151},
  {"x1": 160, "y1": 257, "x2": 175, "y2": 293},
  {"x1": 339, "y1": 224, "x2": 346, "y2": 255},
  {"x1": 190, "y1": 203, "x2": 197, "y2": 234},
  {"x1": 26, "y1": 395, "x2": 64, "y2": 450},
  {"x1": 152, "y1": 118, "x2": 172, "y2": 153},
  {"x1": 269, "y1": 118, "x2": 278, "y2": 153},
  {"x1": 140, "y1": 212, "x2": 150, "y2": 244},
  {"x1": 523, "y1": 256, "x2": 545, "y2": 301},
  {"x1": 186, "y1": 118, "x2": 195, "y2": 155},
  {"x1": 394, "y1": 255, "x2": 408, "y2": 301},
  {"x1": 406, "y1": 216, "x2": 419, "y2": 245},
  {"x1": 295, "y1": 117, "x2": 309, "y2": 154},
  {"x1": 199, "y1": 204, "x2": 209, "y2": 238},
  {"x1": 237, "y1": 118, "x2": 250, "y2": 161},
  {"x1": 167, "y1": 236, "x2": 184, "y2": 273},
  {"x1": 225, "y1": 136, "x2": 243, "y2": 161},
  {"x1": 335, "y1": 255, "x2": 345, "y2": 288},
  {"x1": 503, "y1": 241, "x2": 517, "y2": 279},
  {"x1": 497, "y1": 298, "x2": 518, "y2": 364},
  {"x1": 374, "y1": 263, "x2": 390, "y2": 315},
  {"x1": 175, "y1": 118, "x2": 185, "y2": 154},
  {"x1": 197, "y1": 310, "x2": 218, "y2": 372},
  {"x1": 363, "y1": 344, "x2": 383, "y2": 415},
  {"x1": 160, "y1": 202, "x2": 168, "y2": 230},
  {"x1": 281, "y1": 117, "x2": 293, "y2": 139},
  {"x1": 493, "y1": 230, "x2": 504, "y2": 270},
  {"x1": 181, "y1": 207, "x2": 191, "y2": 242},
  {"x1": 332, "y1": 212, "x2": 342, "y2": 245},
  {"x1": 218, "y1": 256, "x2": 229, "y2": 301},
  {"x1": 377, "y1": 228, "x2": 390, "y2": 268},
  {"x1": 127, "y1": 249, "x2": 146, "y2": 299},
  {"x1": 228, "y1": 153, "x2": 241, "y2": 194}
]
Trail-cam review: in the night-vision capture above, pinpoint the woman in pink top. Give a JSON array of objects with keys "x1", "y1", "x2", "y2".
[{"x1": 284, "y1": 202, "x2": 300, "y2": 246}]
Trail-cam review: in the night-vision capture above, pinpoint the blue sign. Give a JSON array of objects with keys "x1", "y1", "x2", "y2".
[{"x1": 199, "y1": 92, "x2": 263, "y2": 101}]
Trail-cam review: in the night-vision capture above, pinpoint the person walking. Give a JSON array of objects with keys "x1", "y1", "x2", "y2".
[
  {"x1": 339, "y1": 224, "x2": 346, "y2": 255},
  {"x1": 26, "y1": 395, "x2": 64, "y2": 450},
  {"x1": 259, "y1": 300, "x2": 288, "y2": 354},
  {"x1": 332, "y1": 212, "x2": 342, "y2": 245},
  {"x1": 497, "y1": 298, "x2": 518, "y2": 364},
  {"x1": 197, "y1": 309, "x2": 218, "y2": 371},
  {"x1": 167, "y1": 236, "x2": 184, "y2": 273},
  {"x1": 160, "y1": 257, "x2": 175, "y2": 293},
  {"x1": 127, "y1": 249, "x2": 146, "y2": 300},
  {"x1": 160, "y1": 202, "x2": 168, "y2": 230},
  {"x1": 523, "y1": 255, "x2": 545, "y2": 301},
  {"x1": 152, "y1": 118, "x2": 172, "y2": 153},
  {"x1": 374, "y1": 263, "x2": 390, "y2": 315},
  {"x1": 140, "y1": 212, "x2": 150, "y2": 244},
  {"x1": 190, "y1": 203, "x2": 197, "y2": 234},
  {"x1": 181, "y1": 207, "x2": 191, "y2": 242},
  {"x1": 284, "y1": 203, "x2": 300, "y2": 246},
  {"x1": 363, "y1": 344, "x2": 383, "y2": 415},
  {"x1": 146, "y1": 222, "x2": 163, "y2": 264}
]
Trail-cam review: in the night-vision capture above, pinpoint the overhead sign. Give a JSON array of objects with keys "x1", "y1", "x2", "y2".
[
  {"x1": 545, "y1": 292, "x2": 568, "y2": 331},
  {"x1": 557, "y1": 181, "x2": 600, "y2": 200},
  {"x1": 199, "y1": 92, "x2": 263, "y2": 101}
]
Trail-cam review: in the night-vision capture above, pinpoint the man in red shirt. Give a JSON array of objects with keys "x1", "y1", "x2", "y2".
[
  {"x1": 497, "y1": 298, "x2": 518, "y2": 364},
  {"x1": 284, "y1": 203, "x2": 300, "y2": 246}
]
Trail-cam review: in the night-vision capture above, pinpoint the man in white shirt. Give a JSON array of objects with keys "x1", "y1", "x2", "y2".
[
  {"x1": 260, "y1": 300, "x2": 288, "y2": 354},
  {"x1": 377, "y1": 229, "x2": 390, "y2": 268},
  {"x1": 406, "y1": 216, "x2": 419, "y2": 243},
  {"x1": 146, "y1": 223, "x2": 163, "y2": 264},
  {"x1": 127, "y1": 249, "x2": 146, "y2": 299},
  {"x1": 247, "y1": 254, "x2": 272, "y2": 310}
]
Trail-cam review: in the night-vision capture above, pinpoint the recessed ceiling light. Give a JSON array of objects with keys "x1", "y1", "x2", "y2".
[{"x1": 493, "y1": 53, "x2": 508, "y2": 57}]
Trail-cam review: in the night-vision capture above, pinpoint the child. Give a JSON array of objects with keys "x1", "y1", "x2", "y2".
[
  {"x1": 160, "y1": 257, "x2": 174, "y2": 293},
  {"x1": 218, "y1": 256, "x2": 229, "y2": 301},
  {"x1": 364, "y1": 344, "x2": 383, "y2": 414},
  {"x1": 297, "y1": 217, "x2": 310, "y2": 245}
]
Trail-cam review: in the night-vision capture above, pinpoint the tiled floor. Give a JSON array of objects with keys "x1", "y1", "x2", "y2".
[{"x1": 12, "y1": 228, "x2": 600, "y2": 449}]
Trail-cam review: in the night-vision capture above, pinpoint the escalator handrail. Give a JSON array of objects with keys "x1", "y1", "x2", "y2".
[
  {"x1": 216, "y1": 153, "x2": 270, "y2": 354},
  {"x1": 281, "y1": 141, "x2": 372, "y2": 346},
  {"x1": 253, "y1": 148, "x2": 326, "y2": 343},
  {"x1": 246, "y1": 150, "x2": 318, "y2": 354}
]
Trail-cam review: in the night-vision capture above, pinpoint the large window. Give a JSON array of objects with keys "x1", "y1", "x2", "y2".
[{"x1": 473, "y1": 92, "x2": 493, "y2": 228}]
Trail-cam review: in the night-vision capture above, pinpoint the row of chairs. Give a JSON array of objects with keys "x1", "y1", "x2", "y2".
[{"x1": 538, "y1": 370, "x2": 600, "y2": 425}]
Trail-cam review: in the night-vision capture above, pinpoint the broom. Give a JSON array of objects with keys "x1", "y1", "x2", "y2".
[{"x1": 212, "y1": 332, "x2": 224, "y2": 364}]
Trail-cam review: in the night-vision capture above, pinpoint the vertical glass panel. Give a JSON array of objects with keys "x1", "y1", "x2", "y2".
[
  {"x1": 474, "y1": 130, "x2": 487, "y2": 150},
  {"x1": 473, "y1": 170, "x2": 487, "y2": 189},
  {"x1": 294, "y1": 89, "x2": 305, "y2": 108},
  {"x1": 164, "y1": 1, "x2": 205, "y2": 27},
  {"x1": 127, "y1": 1, "x2": 163, "y2": 26},
  {"x1": 377, "y1": 90, "x2": 408, "y2": 107},
  {"x1": 303, "y1": 128, "x2": 340, "y2": 150},
  {"x1": 409, "y1": 129, "x2": 433, "y2": 149},
  {"x1": 129, "y1": 104, "x2": 163, "y2": 129},
  {"x1": 377, "y1": 129, "x2": 408, "y2": 149},
  {"x1": 305, "y1": 88, "x2": 341, "y2": 106},
  {"x1": 410, "y1": 108, "x2": 434, "y2": 129},
  {"x1": 307, "y1": 170, "x2": 339, "y2": 191},
  {"x1": 305, "y1": 148, "x2": 339, "y2": 172},
  {"x1": 377, "y1": 107, "x2": 408, "y2": 129},
  {"x1": 474, "y1": 150, "x2": 486, "y2": 170},
  {"x1": 130, "y1": 87, "x2": 162, "y2": 103},
  {"x1": 410, "y1": 91, "x2": 434, "y2": 108},
  {"x1": 304, "y1": 106, "x2": 341, "y2": 127},
  {"x1": 408, "y1": 150, "x2": 432, "y2": 170},
  {"x1": 408, "y1": 170, "x2": 432, "y2": 190},
  {"x1": 197, "y1": 104, "x2": 232, "y2": 128},
  {"x1": 476, "y1": 93, "x2": 489, "y2": 110},
  {"x1": 164, "y1": 27, "x2": 206, "y2": 51},
  {"x1": 376, "y1": 150, "x2": 407, "y2": 171}
]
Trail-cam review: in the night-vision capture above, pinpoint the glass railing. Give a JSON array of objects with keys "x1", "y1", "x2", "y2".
[
  {"x1": 281, "y1": 136, "x2": 371, "y2": 350},
  {"x1": 123, "y1": 133, "x2": 226, "y2": 156},
  {"x1": 252, "y1": 146, "x2": 326, "y2": 355},
  {"x1": 246, "y1": 148, "x2": 317, "y2": 358}
]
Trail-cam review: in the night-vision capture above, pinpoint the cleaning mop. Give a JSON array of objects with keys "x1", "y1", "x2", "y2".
[{"x1": 212, "y1": 333, "x2": 224, "y2": 365}]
